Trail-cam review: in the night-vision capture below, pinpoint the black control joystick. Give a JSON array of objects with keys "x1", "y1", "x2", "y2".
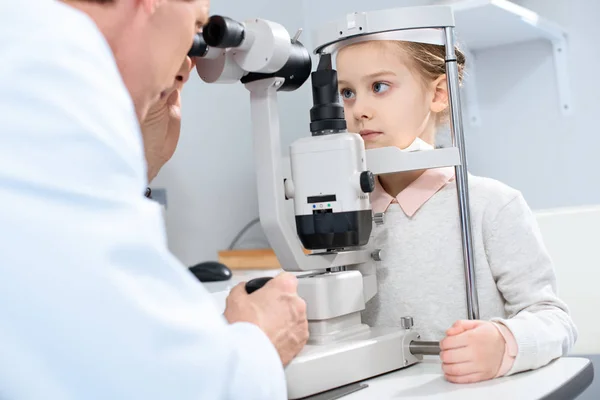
[{"x1": 245, "y1": 277, "x2": 273, "y2": 294}]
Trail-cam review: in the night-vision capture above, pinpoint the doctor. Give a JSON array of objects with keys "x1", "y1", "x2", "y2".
[{"x1": 0, "y1": 0, "x2": 308, "y2": 399}]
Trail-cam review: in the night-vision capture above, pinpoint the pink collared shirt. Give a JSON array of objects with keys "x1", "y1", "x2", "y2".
[
  {"x1": 370, "y1": 167, "x2": 517, "y2": 377},
  {"x1": 371, "y1": 167, "x2": 456, "y2": 216}
]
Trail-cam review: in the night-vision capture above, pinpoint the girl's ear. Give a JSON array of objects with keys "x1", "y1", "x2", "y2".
[{"x1": 429, "y1": 74, "x2": 448, "y2": 114}]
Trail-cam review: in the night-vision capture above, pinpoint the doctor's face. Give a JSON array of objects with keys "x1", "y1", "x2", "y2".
[{"x1": 118, "y1": 0, "x2": 209, "y2": 119}]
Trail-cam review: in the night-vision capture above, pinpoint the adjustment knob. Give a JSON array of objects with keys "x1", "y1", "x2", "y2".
[
  {"x1": 373, "y1": 212, "x2": 385, "y2": 226},
  {"x1": 371, "y1": 249, "x2": 384, "y2": 261},
  {"x1": 360, "y1": 171, "x2": 375, "y2": 193},
  {"x1": 401, "y1": 316, "x2": 414, "y2": 330},
  {"x1": 284, "y1": 178, "x2": 295, "y2": 200}
]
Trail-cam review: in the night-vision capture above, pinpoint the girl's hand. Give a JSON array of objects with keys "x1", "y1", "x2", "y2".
[{"x1": 439, "y1": 320, "x2": 506, "y2": 383}]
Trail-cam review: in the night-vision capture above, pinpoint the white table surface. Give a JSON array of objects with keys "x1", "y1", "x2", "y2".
[
  {"x1": 203, "y1": 272, "x2": 593, "y2": 400},
  {"x1": 340, "y1": 357, "x2": 591, "y2": 400}
]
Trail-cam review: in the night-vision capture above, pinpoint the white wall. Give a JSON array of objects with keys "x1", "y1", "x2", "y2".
[
  {"x1": 535, "y1": 206, "x2": 600, "y2": 355},
  {"x1": 461, "y1": 0, "x2": 600, "y2": 210}
]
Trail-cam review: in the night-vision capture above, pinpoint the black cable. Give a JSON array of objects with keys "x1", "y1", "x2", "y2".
[{"x1": 228, "y1": 217, "x2": 261, "y2": 250}]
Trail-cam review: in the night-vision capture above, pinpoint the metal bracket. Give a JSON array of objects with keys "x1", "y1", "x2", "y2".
[
  {"x1": 462, "y1": 49, "x2": 481, "y2": 126},
  {"x1": 462, "y1": 36, "x2": 572, "y2": 126},
  {"x1": 552, "y1": 37, "x2": 573, "y2": 115}
]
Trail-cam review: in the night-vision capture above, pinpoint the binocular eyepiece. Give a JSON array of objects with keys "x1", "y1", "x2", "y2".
[
  {"x1": 187, "y1": 15, "x2": 312, "y2": 92},
  {"x1": 188, "y1": 16, "x2": 245, "y2": 57}
]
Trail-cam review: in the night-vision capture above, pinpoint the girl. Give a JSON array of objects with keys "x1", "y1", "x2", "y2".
[{"x1": 335, "y1": 40, "x2": 577, "y2": 384}]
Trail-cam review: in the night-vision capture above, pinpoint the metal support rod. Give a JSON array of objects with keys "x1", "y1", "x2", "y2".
[
  {"x1": 444, "y1": 27, "x2": 480, "y2": 320},
  {"x1": 409, "y1": 341, "x2": 441, "y2": 356}
]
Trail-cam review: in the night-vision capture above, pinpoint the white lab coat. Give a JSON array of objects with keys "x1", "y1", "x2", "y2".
[{"x1": 0, "y1": 1, "x2": 286, "y2": 399}]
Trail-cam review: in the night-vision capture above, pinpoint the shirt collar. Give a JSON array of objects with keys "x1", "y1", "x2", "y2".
[{"x1": 370, "y1": 167, "x2": 455, "y2": 216}]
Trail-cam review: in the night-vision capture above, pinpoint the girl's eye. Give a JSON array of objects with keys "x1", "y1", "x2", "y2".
[
  {"x1": 340, "y1": 88, "x2": 355, "y2": 100},
  {"x1": 373, "y1": 82, "x2": 390, "y2": 93}
]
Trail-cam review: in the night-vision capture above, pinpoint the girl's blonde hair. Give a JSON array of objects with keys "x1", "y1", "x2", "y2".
[
  {"x1": 397, "y1": 41, "x2": 466, "y2": 87},
  {"x1": 395, "y1": 41, "x2": 466, "y2": 125}
]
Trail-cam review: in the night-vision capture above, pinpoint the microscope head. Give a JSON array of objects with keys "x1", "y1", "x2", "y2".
[
  {"x1": 188, "y1": 16, "x2": 375, "y2": 254},
  {"x1": 188, "y1": 15, "x2": 312, "y2": 91},
  {"x1": 290, "y1": 53, "x2": 375, "y2": 251}
]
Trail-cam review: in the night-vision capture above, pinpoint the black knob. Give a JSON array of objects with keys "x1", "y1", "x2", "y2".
[
  {"x1": 189, "y1": 261, "x2": 232, "y2": 282},
  {"x1": 360, "y1": 171, "x2": 375, "y2": 193},
  {"x1": 245, "y1": 277, "x2": 273, "y2": 294},
  {"x1": 203, "y1": 15, "x2": 245, "y2": 48},
  {"x1": 188, "y1": 32, "x2": 208, "y2": 57}
]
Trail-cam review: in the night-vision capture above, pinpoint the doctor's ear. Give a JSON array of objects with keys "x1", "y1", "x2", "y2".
[{"x1": 429, "y1": 75, "x2": 449, "y2": 114}]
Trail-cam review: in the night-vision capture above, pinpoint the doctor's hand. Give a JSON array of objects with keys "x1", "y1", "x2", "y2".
[
  {"x1": 224, "y1": 272, "x2": 309, "y2": 366},
  {"x1": 141, "y1": 57, "x2": 195, "y2": 182},
  {"x1": 439, "y1": 320, "x2": 505, "y2": 384}
]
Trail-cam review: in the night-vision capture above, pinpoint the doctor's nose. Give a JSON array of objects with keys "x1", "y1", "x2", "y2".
[{"x1": 175, "y1": 57, "x2": 194, "y2": 87}]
